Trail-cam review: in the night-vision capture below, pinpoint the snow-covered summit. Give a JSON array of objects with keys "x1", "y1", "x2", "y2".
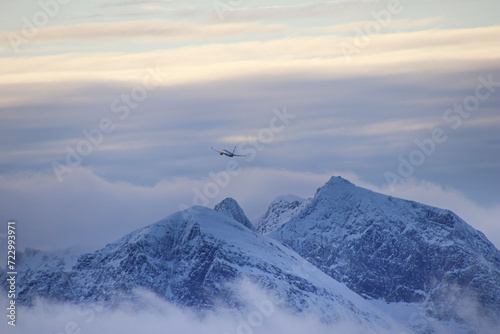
[
  {"x1": 257, "y1": 194, "x2": 309, "y2": 235},
  {"x1": 314, "y1": 175, "x2": 378, "y2": 202},
  {"x1": 213, "y1": 197, "x2": 255, "y2": 230},
  {"x1": 268, "y1": 175, "x2": 500, "y2": 328},
  {"x1": 322, "y1": 175, "x2": 356, "y2": 188}
]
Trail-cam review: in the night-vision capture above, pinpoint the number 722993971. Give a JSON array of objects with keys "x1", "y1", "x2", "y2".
[{"x1": 7, "y1": 221, "x2": 16, "y2": 271}]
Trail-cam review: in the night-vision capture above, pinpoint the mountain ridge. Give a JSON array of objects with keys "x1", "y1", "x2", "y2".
[
  {"x1": 266, "y1": 176, "x2": 500, "y2": 328},
  {"x1": 3, "y1": 204, "x2": 397, "y2": 330},
  {"x1": 214, "y1": 197, "x2": 255, "y2": 230}
]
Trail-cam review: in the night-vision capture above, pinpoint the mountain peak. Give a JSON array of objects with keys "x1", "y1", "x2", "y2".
[
  {"x1": 269, "y1": 175, "x2": 500, "y2": 328},
  {"x1": 327, "y1": 175, "x2": 354, "y2": 185},
  {"x1": 313, "y1": 175, "x2": 360, "y2": 199},
  {"x1": 214, "y1": 197, "x2": 255, "y2": 230},
  {"x1": 323, "y1": 175, "x2": 356, "y2": 190}
]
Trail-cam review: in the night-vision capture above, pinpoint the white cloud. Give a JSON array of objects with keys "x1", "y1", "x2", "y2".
[
  {"x1": 206, "y1": 0, "x2": 388, "y2": 23},
  {"x1": 306, "y1": 17, "x2": 444, "y2": 35},
  {"x1": 0, "y1": 280, "x2": 401, "y2": 334},
  {"x1": 13, "y1": 20, "x2": 285, "y2": 42},
  {"x1": 220, "y1": 135, "x2": 259, "y2": 143},
  {"x1": 2, "y1": 25, "x2": 499, "y2": 91}
]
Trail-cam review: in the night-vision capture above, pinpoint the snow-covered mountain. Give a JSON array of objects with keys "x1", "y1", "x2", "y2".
[
  {"x1": 4, "y1": 204, "x2": 396, "y2": 330},
  {"x1": 214, "y1": 197, "x2": 255, "y2": 230},
  {"x1": 266, "y1": 176, "x2": 500, "y2": 329},
  {"x1": 257, "y1": 195, "x2": 309, "y2": 235},
  {"x1": 3, "y1": 175, "x2": 500, "y2": 332}
]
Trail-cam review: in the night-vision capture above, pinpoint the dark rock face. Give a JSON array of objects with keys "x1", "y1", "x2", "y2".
[{"x1": 267, "y1": 176, "x2": 500, "y2": 325}]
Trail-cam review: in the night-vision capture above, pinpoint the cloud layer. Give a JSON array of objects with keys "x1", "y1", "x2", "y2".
[
  {"x1": 0, "y1": 167, "x2": 499, "y2": 253},
  {"x1": 0, "y1": 280, "x2": 404, "y2": 334}
]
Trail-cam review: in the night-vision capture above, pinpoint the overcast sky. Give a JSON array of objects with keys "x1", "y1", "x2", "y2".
[{"x1": 1, "y1": 0, "x2": 499, "y2": 252}]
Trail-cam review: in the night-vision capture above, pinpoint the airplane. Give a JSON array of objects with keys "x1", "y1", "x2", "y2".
[{"x1": 211, "y1": 146, "x2": 246, "y2": 157}]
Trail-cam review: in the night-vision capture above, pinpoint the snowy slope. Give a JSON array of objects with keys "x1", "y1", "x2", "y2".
[
  {"x1": 4, "y1": 206, "x2": 399, "y2": 330},
  {"x1": 1, "y1": 246, "x2": 89, "y2": 304},
  {"x1": 268, "y1": 176, "x2": 500, "y2": 328},
  {"x1": 16, "y1": 246, "x2": 87, "y2": 272},
  {"x1": 257, "y1": 195, "x2": 309, "y2": 235},
  {"x1": 214, "y1": 197, "x2": 255, "y2": 230}
]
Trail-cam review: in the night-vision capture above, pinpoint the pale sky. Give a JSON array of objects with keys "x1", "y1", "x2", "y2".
[{"x1": 1, "y1": 0, "x2": 499, "y2": 251}]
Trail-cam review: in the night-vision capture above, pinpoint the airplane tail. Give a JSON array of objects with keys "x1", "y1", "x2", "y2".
[{"x1": 232, "y1": 146, "x2": 236, "y2": 154}]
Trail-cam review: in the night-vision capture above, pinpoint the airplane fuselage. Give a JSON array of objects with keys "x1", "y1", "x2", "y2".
[{"x1": 211, "y1": 146, "x2": 244, "y2": 157}]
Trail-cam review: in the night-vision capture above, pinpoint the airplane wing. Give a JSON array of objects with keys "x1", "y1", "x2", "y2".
[
  {"x1": 231, "y1": 146, "x2": 246, "y2": 157},
  {"x1": 211, "y1": 146, "x2": 223, "y2": 154}
]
